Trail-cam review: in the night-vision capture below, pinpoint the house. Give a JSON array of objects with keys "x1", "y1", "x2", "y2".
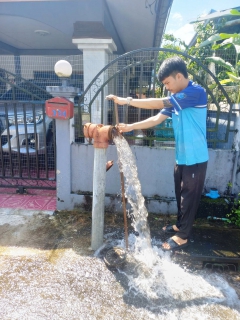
[
  {"x1": 0, "y1": 1, "x2": 239, "y2": 218},
  {"x1": 0, "y1": 0, "x2": 173, "y2": 89}
]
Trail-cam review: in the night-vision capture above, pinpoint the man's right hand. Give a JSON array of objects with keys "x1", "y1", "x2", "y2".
[
  {"x1": 117, "y1": 123, "x2": 133, "y2": 133},
  {"x1": 105, "y1": 94, "x2": 127, "y2": 105}
]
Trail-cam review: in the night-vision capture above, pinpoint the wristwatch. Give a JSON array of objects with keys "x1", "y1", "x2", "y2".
[{"x1": 126, "y1": 97, "x2": 133, "y2": 106}]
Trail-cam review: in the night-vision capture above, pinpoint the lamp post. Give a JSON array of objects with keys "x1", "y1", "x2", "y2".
[{"x1": 54, "y1": 60, "x2": 72, "y2": 87}]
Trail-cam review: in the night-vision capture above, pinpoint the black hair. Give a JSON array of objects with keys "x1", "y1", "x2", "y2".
[{"x1": 157, "y1": 56, "x2": 188, "y2": 82}]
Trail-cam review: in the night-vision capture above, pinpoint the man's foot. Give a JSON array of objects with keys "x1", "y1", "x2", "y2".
[
  {"x1": 162, "y1": 225, "x2": 179, "y2": 233},
  {"x1": 161, "y1": 236, "x2": 188, "y2": 251}
]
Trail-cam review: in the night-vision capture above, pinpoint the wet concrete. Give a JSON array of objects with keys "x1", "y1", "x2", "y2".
[
  {"x1": 0, "y1": 209, "x2": 239, "y2": 319},
  {"x1": 150, "y1": 214, "x2": 240, "y2": 269}
]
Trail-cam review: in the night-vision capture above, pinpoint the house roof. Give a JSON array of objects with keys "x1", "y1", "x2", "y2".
[
  {"x1": 188, "y1": 6, "x2": 240, "y2": 48},
  {"x1": 190, "y1": 6, "x2": 240, "y2": 23},
  {"x1": 0, "y1": 0, "x2": 173, "y2": 55}
]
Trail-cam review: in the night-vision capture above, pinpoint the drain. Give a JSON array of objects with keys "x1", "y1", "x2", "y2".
[
  {"x1": 203, "y1": 261, "x2": 238, "y2": 272},
  {"x1": 104, "y1": 247, "x2": 127, "y2": 268}
]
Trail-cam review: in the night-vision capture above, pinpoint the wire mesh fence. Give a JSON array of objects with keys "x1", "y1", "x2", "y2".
[
  {"x1": 0, "y1": 49, "x2": 238, "y2": 151},
  {"x1": 0, "y1": 55, "x2": 83, "y2": 101},
  {"x1": 76, "y1": 48, "x2": 237, "y2": 149}
]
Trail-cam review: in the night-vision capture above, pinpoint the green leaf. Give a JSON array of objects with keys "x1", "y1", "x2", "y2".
[
  {"x1": 220, "y1": 43, "x2": 233, "y2": 50},
  {"x1": 205, "y1": 57, "x2": 235, "y2": 72},
  {"x1": 198, "y1": 33, "x2": 240, "y2": 48},
  {"x1": 208, "y1": 83, "x2": 217, "y2": 89},
  {"x1": 230, "y1": 34, "x2": 240, "y2": 43},
  {"x1": 218, "y1": 37, "x2": 240, "y2": 55},
  {"x1": 219, "y1": 33, "x2": 239, "y2": 39},
  {"x1": 226, "y1": 73, "x2": 240, "y2": 82},
  {"x1": 220, "y1": 79, "x2": 233, "y2": 84},
  {"x1": 230, "y1": 9, "x2": 240, "y2": 16},
  {"x1": 198, "y1": 34, "x2": 222, "y2": 47},
  {"x1": 212, "y1": 44, "x2": 221, "y2": 50}
]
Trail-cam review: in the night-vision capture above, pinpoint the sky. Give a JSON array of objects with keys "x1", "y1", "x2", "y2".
[{"x1": 165, "y1": 0, "x2": 240, "y2": 45}]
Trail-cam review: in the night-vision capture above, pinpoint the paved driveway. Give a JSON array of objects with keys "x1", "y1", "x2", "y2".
[{"x1": 0, "y1": 209, "x2": 239, "y2": 319}]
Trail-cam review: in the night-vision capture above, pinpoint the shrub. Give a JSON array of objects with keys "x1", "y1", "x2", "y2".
[{"x1": 226, "y1": 193, "x2": 240, "y2": 227}]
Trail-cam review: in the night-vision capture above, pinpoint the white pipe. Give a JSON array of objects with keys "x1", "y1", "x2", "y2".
[
  {"x1": 207, "y1": 216, "x2": 229, "y2": 221},
  {"x1": 231, "y1": 150, "x2": 239, "y2": 195},
  {"x1": 91, "y1": 148, "x2": 107, "y2": 250}
]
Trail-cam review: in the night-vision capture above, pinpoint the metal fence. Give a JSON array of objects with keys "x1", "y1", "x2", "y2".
[
  {"x1": 75, "y1": 48, "x2": 237, "y2": 149},
  {"x1": 0, "y1": 55, "x2": 84, "y2": 100},
  {"x1": 0, "y1": 51, "x2": 237, "y2": 150}
]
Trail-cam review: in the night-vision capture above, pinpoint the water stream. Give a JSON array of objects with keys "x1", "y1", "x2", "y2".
[{"x1": 112, "y1": 135, "x2": 240, "y2": 318}]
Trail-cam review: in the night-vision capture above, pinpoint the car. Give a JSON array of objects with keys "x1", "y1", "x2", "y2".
[
  {"x1": 0, "y1": 78, "x2": 83, "y2": 167},
  {"x1": 0, "y1": 102, "x2": 55, "y2": 168}
]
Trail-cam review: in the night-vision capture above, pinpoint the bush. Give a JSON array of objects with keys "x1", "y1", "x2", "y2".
[{"x1": 226, "y1": 194, "x2": 240, "y2": 227}]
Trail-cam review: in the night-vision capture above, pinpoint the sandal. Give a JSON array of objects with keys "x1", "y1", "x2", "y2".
[
  {"x1": 162, "y1": 225, "x2": 176, "y2": 233},
  {"x1": 162, "y1": 238, "x2": 189, "y2": 252}
]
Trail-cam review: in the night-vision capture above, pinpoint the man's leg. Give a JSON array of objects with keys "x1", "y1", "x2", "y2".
[
  {"x1": 175, "y1": 161, "x2": 208, "y2": 240},
  {"x1": 162, "y1": 161, "x2": 208, "y2": 250},
  {"x1": 162, "y1": 164, "x2": 182, "y2": 232},
  {"x1": 174, "y1": 163, "x2": 183, "y2": 229}
]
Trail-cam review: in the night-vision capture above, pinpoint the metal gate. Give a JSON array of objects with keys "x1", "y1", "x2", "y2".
[
  {"x1": 0, "y1": 58, "x2": 84, "y2": 192},
  {"x1": 75, "y1": 48, "x2": 235, "y2": 150},
  {"x1": 0, "y1": 100, "x2": 56, "y2": 192}
]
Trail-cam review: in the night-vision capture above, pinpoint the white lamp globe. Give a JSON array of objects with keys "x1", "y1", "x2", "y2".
[{"x1": 54, "y1": 60, "x2": 72, "y2": 78}]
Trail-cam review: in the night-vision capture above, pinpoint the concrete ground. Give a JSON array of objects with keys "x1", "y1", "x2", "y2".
[{"x1": 0, "y1": 208, "x2": 239, "y2": 319}]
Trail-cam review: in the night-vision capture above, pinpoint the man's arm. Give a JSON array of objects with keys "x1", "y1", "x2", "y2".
[
  {"x1": 118, "y1": 113, "x2": 169, "y2": 132},
  {"x1": 106, "y1": 95, "x2": 173, "y2": 110}
]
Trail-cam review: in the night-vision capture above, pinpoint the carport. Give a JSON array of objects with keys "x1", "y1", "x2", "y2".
[{"x1": 0, "y1": 0, "x2": 172, "y2": 198}]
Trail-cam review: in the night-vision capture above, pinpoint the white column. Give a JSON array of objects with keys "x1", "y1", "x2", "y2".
[
  {"x1": 46, "y1": 86, "x2": 80, "y2": 210},
  {"x1": 72, "y1": 39, "x2": 117, "y2": 124}
]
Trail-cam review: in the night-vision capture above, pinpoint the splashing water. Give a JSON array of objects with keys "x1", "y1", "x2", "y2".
[{"x1": 113, "y1": 135, "x2": 240, "y2": 318}]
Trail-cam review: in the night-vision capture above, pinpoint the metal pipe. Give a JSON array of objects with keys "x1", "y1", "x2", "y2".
[
  {"x1": 83, "y1": 122, "x2": 116, "y2": 250},
  {"x1": 92, "y1": 147, "x2": 107, "y2": 250},
  {"x1": 83, "y1": 120, "x2": 128, "y2": 250}
]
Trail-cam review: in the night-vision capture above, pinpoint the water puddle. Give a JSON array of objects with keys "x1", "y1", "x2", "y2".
[{"x1": 111, "y1": 135, "x2": 240, "y2": 318}]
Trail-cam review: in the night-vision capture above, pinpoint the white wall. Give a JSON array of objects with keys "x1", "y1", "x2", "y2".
[{"x1": 69, "y1": 143, "x2": 238, "y2": 214}]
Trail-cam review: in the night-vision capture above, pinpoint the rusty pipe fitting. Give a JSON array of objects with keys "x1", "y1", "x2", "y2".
[{"x1": 84, "y1": 122, "x2": 117, "y2": 148}]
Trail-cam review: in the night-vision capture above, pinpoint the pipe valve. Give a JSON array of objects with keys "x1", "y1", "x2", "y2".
[{"x1": 83, "y1": 123, "x2": 121, "y2": 148}]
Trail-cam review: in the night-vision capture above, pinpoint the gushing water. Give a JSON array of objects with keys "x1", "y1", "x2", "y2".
[
  {"x1": 113, "y1": 135, "x2": 240, "y2": 318},
  {"x1": 114, "y1": 135, "x2": 152, "y2": 251}
]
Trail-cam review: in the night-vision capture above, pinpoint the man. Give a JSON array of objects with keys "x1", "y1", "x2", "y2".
[{"x1": 106, "y1": 56, "x2": 208, "y2": 251}]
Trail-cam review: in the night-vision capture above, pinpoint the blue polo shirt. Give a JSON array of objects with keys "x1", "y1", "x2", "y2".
[{"x1": 160, "y1": 81, "x2": 208, "y2": 165}]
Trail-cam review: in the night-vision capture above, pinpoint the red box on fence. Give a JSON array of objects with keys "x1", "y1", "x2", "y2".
[{"x1": 45, "y1": 97, "x2": 74, "y2": 120}]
